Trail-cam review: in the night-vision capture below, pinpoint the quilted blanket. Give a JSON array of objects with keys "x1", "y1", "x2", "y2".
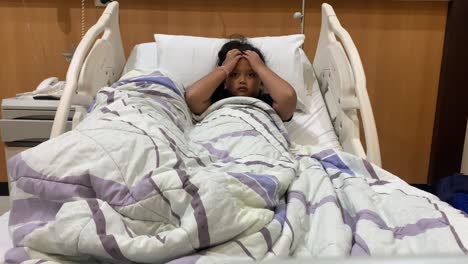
[{"x1": 5, "y1": 71, "x2": 468, "y2": 263}]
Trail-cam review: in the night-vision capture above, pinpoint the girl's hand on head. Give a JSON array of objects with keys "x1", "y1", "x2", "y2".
[
  {"x1": 222, "y1": 49, "x2": 243, "y2": 72},
  {"x1": 242, "y1": 50, "x2": 266, "y2": 72}
]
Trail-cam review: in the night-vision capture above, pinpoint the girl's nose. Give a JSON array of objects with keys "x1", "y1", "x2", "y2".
[{"x1": 238, "y1": 75, "x2": 247, "y2": 83}]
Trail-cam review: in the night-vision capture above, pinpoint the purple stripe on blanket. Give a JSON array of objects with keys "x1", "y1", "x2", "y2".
[
  {"x1": 209, "y1": 129, "x2": 260, "y2": 143},
  {"x1": 138, "y1": 89, "x2": 177, "y2": 100},
  {"x1": 288, "y1": 191, "x2": 307, "y2": 207},
  {"x1": 329, "y1": 172, "x2": 343, "y2": 181},
  {"x1": 393, "y1": 217, "x2": 448, "y2": 239},
  {"x1": 9, "y1": 198, "x2": 63, "y2": 226},
  {"x1": 147, "y1": 106, "x2": 184, "y2": 132},
  {"x1": 311, "y1": 149, "x2": 335, "y2": 160},
  {"x1": 9, "y1": 155, "x2": 157, "y2": 208},
  {"x1": 351, "y1": 233, "x2": 370, "y2": 256},
  {"x1": 112, "y1": 73, "x2": 182, "y2": 97},
  {"x1": 199, "y1": 113, "x2": 282, "y2": 152},
  {"x1": 130, "y1": 172, "x2": 156, "y2": 202},
  {"x1": 369, "y1": 180, "x2": 391, "y2": 186},
  {"x1": 100, "y1": 106, "x2": 120, "y2": 116},
  {"x1": 307, "y1": 196, "x2": 338, "y2": 214},
  {"x1": 12, "y1": 222, "x2": 47, "y2": 246},
  {"x1": 228, "y1": 172, "x2": 276, "y2": 208},
  {"x1": 343, "y1": 206, "x2": 452, "y2": 249},
  {"x1": 260, "y1": 228, "x2": 274, "y2": 253},
  {"x1": 122, "y1": 220, "x2": 134, "y2": 238},
  {"x1": 320, "y1": 154, "x2": 355, "y2": 176},
  {"x1": 159, "y1": 129, "x2": 205, "y2": 168},
  {"x1": 15, "y1": 176, "x2": 96, "y2": 201},
  {"x1": 288, "y1": 191, "x2": 337, "y2": 215},
  {"x1": 175, "y1": 169, "x2": 210, "y2": 248},
  {"x1": 243, "y1": 160, "x2": 275, "y2": 168},
  {"x1": 143, "y1": 95, "x2": 185, "y2": 131},
  {"x1": 147, "y1": 172, "x2": 181, "y2": 225},
  {"x1": 355, "y1": 210, "x2": 391, "y2": 231},
  {"x1": 274, "y1": 203, "x2": 287, "y2": 225},
  {"x1": 199, "y1": 142, "x2": 234, "y2": 162},
  {"x1": 362, "y1": 159, "x2": 378, "y2": 180},
  {"x1": 87, "y1": 199, "x2": 132, "y2": 263},
  {"x1": 285, "y1": 218, "x2": 295, "y2": 250},
  {"x1": 238, "y1": 109, "x2": 288, "y2": 151},
  {"x1": 250, "y1": 102, "x2": 292, "y2": 148},
  {"x1": 4, "y1": 247, "x2": 30, "y2": 264},
  {"x1": 98, "y1": 90, "x2": 115, "y2": 105},
  {"x1": 425, "y1": 198, "x2": 468, "y2": 253},
  {"x1": 245, "y1": 172, "x2": 279, "y2": 201},
  {"x1": 120, "y1": 120, "x2": 161, "y2": 167},
  {"x1": 156, "y1": 234, "x2": 166, "y2": 244},
  {"x1": 167, "y1": 254, "x2": 202, "y2": 264},
  {"x1": 234, "y1": 240, "x2": 256, "y2": 260}
]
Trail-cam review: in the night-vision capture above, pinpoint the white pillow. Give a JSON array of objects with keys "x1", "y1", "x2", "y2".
[
  {"x1": 154, "y1": 34, "x2": 307, "y2": 112},
  {"x1": 122, "y1": 42, "x2": 158, "y2": 76}
]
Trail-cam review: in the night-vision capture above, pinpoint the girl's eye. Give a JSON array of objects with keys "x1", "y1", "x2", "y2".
[{"x1": 248, "y1": 73, "x2": 256, "y2": 77}]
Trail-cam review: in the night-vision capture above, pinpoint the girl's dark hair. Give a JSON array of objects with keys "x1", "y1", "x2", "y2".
[
  {"x1": 216, "y1": 39, "x2": 265, "y2": 66},
  {"x1": 211, "y1": 38, "x2": 266, "y2": 103}
]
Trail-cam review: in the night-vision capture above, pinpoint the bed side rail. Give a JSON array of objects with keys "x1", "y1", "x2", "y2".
[
  {"x1": 50, "y1": 1, "x2": 125, "y2": 138},
  {"x1": 313, "y1": 3, "x2": 381, "y2": 166}
]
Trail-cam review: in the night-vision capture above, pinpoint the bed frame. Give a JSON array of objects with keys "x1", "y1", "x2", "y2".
[{"x1": 50, "y1": 2, "x2": 381, "y2": 166}]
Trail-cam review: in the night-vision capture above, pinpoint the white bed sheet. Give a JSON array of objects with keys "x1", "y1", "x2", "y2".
[
  {"x1": 123, "y1": 42, "x2": 341, "y2": 150},
  {"x1": 0, "y1": 212, "x2": 11, "y2": 263}
]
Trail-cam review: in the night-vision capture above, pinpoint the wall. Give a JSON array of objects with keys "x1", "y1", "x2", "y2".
[{"x1": 0, "y1": 0, "x2": 447, "y2": 184}]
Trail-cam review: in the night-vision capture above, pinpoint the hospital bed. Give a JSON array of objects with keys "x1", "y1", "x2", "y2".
[
  {"x1": 2, "y1": 1, "x2": 468, "y2": 264},
  {"x1": 49, "y1": 1, "x2": 381, "y2": 166}
]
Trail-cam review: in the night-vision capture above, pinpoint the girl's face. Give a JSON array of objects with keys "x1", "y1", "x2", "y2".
[{"x1": 226, "y1": 58, "x2": 261, "y2": 97}]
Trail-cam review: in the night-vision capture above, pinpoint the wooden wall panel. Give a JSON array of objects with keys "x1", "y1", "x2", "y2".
[
  {"x1": 0, "y1": 0, "x2": 447, "y2": 184},
  {"x1": 303, "y1": 0, "x2": 447, "y2": 183}
]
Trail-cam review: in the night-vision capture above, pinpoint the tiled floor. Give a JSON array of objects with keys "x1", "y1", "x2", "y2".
[{"x1": 0, "y1": 197, "x2": 10, "y2": 215}]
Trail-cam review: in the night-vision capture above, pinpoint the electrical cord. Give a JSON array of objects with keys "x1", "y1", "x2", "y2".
[{"x1": 81, "y1": 0, "x2": 86, "y2": 39}]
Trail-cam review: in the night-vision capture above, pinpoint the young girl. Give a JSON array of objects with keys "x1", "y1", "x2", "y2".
[{"x1": 185, "y1": 39, "x2": 297, "y2": 121}]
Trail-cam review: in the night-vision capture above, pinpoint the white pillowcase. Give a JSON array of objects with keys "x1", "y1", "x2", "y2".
[{"x1": 154, "y1": 34, "x2": 308, "y2": 112}]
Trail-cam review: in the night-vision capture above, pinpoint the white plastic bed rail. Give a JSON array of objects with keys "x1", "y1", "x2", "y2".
[
  {"x1": 313, "y1": 3, "x2": 381, "y2": 166},
  {"x1": 50, "y1": 2, "x2": 125, "y2": 138}
]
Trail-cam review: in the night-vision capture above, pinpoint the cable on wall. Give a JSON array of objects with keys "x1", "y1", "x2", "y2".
[{"x1": 81, "y1": 0, "x2": 86, "y2": 39}]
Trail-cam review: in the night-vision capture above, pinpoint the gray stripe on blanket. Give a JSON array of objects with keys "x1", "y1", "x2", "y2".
[
  {"x1": 159, "y1": 128, "x2": 211, "y2": 248},
  {"x1": 238, "y1": 109, "x2": 288, "y2": 152},
  {"x1": 425, "y1": 197, "x2": 468, "y2": 254},
  {"x1": 87, "y1": 199, "x2": 133, "y2": 263}
]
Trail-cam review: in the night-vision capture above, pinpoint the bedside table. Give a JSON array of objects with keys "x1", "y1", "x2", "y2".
[{"x1": 0, "y1": 98, "x2": 76, "y2": 161}]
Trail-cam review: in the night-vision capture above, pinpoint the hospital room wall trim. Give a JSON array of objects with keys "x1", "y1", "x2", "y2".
[{"x1": 0, "y1": 0, "x2": 449, "y2": 186}]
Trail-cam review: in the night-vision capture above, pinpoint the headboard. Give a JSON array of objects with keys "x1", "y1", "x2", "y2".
[
  {"x1": 313, "y1": 3, "x2": 381, "y2": 166},
  {"x1": 50, "y1": 2, "x2": 125, "y2": 137}
]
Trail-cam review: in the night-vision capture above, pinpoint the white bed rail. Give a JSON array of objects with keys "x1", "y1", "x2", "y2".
[
  {"x1": 313, "y1": 3, "x2": 381, "y2": 166},
  {"x1": 50, "y1": 2, "x2": 125, "y2": 138}
]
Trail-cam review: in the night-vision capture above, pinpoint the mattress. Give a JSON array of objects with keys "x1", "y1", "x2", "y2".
[{"x1": 123, "y1": 42, "x2": 341, "y2": 150}]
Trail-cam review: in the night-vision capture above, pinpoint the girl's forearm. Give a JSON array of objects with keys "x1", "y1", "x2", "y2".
[
  {"x1": 255, "y1": 66, "x2": 297, "y2": 120},
  {"x1": 255, "y1": 66, "x2": 296, "y2": 101},
  {"x1": 185, "y1": 68, "x2": 226, "y2": 114}
]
